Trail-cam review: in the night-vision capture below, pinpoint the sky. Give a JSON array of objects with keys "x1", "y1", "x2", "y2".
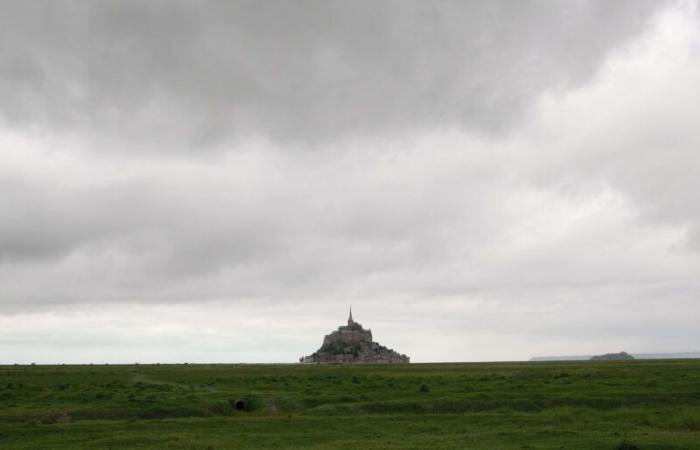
[{"x1": 1, "y1": 0, "x2": 699, "y2": 363}]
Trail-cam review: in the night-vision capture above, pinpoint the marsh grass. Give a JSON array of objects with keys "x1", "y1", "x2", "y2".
[{"x1": 1, "y1": 360, "x2": 699, "y2": 449}]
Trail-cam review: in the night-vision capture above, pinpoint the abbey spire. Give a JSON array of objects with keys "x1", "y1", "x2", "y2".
[{"x1": 348, "y1": 306, "x2": 354, "y2": 326}]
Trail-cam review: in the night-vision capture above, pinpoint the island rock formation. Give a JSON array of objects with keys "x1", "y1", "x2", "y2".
[
  {"x1": 300, "y1": 309, "x2": 409, "y2": 364},
  {"x1": 590, "y1": 351, "x2": 635, "y2": 361}
]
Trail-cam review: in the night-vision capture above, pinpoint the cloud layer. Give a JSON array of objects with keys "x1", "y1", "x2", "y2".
[
  {"x1": 1, "y1": 0, "x2": 660, "y2": 146},
  {"x1": 1, "y1": 1, "x2": 699, "y2": 363}
]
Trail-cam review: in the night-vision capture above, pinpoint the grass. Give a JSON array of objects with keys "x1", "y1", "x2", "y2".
[{"x1": 1, "y1": 360, "x2": 699, "y2": 449}]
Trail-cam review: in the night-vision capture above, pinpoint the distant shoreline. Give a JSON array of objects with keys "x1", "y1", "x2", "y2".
[{"x1": 531, "y1": 351, "x2": 700, "y2": 361}]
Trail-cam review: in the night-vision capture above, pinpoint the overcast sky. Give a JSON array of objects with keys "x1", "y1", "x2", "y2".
[{"x1": 1, "y1": 0, "x2": 699, "y2": 363}]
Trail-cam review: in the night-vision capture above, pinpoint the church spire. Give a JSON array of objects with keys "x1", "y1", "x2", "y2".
[{"x1": 348, "y1": 306, "x2": 354, "y2": 325}]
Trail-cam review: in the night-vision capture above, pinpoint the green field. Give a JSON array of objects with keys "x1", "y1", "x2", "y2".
[{"x1": 1, "y1": 360, "x2": 699, "y2": 449}]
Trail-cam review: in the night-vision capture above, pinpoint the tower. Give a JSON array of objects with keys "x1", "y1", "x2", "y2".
[{"x1": 348, "y1": 306, "x2": 354, "y2": 326}]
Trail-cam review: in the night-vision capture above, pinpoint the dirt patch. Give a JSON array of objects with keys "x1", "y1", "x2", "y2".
[{"x1": 40, "y1": 412, "x2": 72, "y2": 424}]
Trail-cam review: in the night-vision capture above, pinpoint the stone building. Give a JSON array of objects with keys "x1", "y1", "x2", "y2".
[{"x1": 300, "y1": 308, "x2": 409, "y2": 364}]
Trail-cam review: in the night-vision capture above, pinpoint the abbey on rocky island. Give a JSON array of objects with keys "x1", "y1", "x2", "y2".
[{"x1": 300, "y1": 308, "x2": 409, "y2": 364}]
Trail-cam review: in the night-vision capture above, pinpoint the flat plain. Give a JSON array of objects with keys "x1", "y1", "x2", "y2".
[{"x1": 1, "y1": 360, "x2": 699, "y2": 449}]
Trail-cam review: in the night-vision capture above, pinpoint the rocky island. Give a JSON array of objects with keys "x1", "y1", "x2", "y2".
[
  {"x1": 590, "y1": 351, "x2": 635, "y2": 361},
  {"x1": 300, "y1": 309, "x2": 409, "y2": 364}
]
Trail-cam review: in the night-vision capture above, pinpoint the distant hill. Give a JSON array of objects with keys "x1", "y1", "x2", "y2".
[
  {"x1": 590, "y1": 351, "x2": 634, "y2": 361},
  {"x1": 531, "y1": 351, "x2": 700, "y2": 362}
]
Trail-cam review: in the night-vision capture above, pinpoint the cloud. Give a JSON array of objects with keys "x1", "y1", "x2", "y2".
[
  {"x1": 527, "y1": 2, "x2": 700, "y2": 245},
  {"x1": 0, "y1": 1, "x2": 699, "y2": 362},
  {"x1": 0, "y1": 0, "x2": 660, "y2": 150}
]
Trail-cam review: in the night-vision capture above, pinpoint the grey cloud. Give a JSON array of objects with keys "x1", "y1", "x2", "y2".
[
  {"x1": 0, "y1": 0, "x2": 660, "y2": 149},
  {"x1": 521, "y1": 5, "x2": 700, "y2": 254},
  {"x1": 0, "y1": 170, "x2": 193, "y2": 263},
  {"x1": 0, "y1": 171, "x2": 285, "y2": 271},
  {"x1": 1, "y1": 1, "x2": 699, "y2": 362}
]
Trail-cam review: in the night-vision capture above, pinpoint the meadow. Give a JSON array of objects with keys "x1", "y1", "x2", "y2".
[{"x1": 1, "y1": 360, "x2": 699, "y2": 449}]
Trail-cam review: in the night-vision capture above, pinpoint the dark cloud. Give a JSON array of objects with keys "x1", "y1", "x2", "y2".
[{"x1": 0, "y1": 0, "x2": 660, "y2": 149}]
